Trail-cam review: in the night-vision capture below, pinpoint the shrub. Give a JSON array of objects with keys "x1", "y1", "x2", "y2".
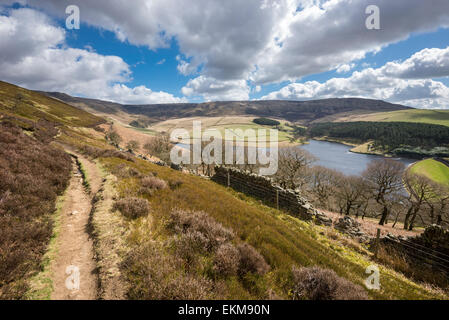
[
  {"x1": 111, "y1": 163, "x2": 141, "y2": 178},
  {"x1": 214, "y1": 244, "x2": 240, "y2": 277},
  {"x1": 290, "y1": 266, "x2": 368, "y2": 300},
  {"x1": 123, "y1": 242, "x2": 215, "y2": 300},
  {"x1": 168, "y1": 179, "x2": 183, "y2": 190},
  {"x1": 237, "y1": 243, "x2": 270, "y2": 276},
  {"x1": 168, "y1": 209, "x2": 234, "y2": 252},
  {"x1": 141, "y1": 176, "x2": 168, "y2": 190},
  {"x1": 113, "y1": 197, "x2": 150, "y2": 219},
  {"x1": 171, "y1": 230, "x2": 210, "y2": 265}
]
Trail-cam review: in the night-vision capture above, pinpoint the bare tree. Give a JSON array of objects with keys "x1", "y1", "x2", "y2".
[
  {"x1": 126, "y1": 140, "x2": 140, "y2": 153},
  {"x1": 274, "y1": 147, "x2": 315, "y2": 189},
  {"x1": 335, "y1": 175, "x2": 368, "y2": 216},
  {"x1": 105, "y1": 130, "x2": 122, "y2": 147},
  {"x1": 143, "y1": 133, "x2": 172, "y2": 162},
  {"x1": 307, "y1": 166, "x2": 340, "y2": 209},
  {"x1": 423, "y1": 183, "x2": 449, "y2": 227},
  {"x1": 403, "y1": 172, "x2": 438, "y2": 230},
  {"x1": 362, "y1": 159, "x2": 405, "y2": 225}
]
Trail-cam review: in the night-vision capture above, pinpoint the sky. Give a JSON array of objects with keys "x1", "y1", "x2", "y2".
[{"x1": 1, "y1": 0, "x2": 449, "y2": 109}]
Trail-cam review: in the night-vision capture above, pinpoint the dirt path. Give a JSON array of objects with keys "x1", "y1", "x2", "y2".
[{"x1": 50, "y1": 154, "x2": 102, "y2": 300}]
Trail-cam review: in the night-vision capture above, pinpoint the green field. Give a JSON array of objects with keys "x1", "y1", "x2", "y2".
[
  {"x1": 339, "y1": 109, "x2": 449, "y2": 127},
  {"x1": 410, "y1": 159, "x2": 449, "y2": 187},
  {"x1": 147, "y1": 116, "x2": 295, "y2": 144}
]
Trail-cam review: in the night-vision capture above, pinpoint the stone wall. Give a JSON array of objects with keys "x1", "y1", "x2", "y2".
[
  {"x1": 211, "y1": 166, "x2": 332, "y2": 226},
  {"x1": 380, "y1": 225, "x2": 449, "y2": 273}
]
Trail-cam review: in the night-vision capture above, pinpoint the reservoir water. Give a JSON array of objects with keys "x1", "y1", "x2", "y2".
[
  {"x1": 175, "y1": 139, "x2": 416, "y2": 177},
  {"x1": 299, "y1": 140, "x2": 416, "y2": 176}
]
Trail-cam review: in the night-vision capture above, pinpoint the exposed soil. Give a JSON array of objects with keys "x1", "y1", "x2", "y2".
[
  {"x1": 322, "y1": 210, "x2": 422, "y2": 238},
  {"x1": 50, "y1": 154, "x2": 102, "y2": 300}
]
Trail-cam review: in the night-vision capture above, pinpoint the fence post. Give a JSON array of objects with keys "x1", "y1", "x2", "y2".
[
  {"x1": 276, "y1": 189, "x2": 279, "y2": 210},
  {"x1": 374, "y1": 228, "x2": 381, "y2": 259},
  {"x1": 227, "y1": 171, "x2": 230, "y2": 188}
]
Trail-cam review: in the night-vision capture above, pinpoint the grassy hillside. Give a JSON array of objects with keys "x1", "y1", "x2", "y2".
[
  {"x1": 95, "y1": 156, "x2": 445, "y2": 300},
  {"x1": 1, "y1": 81, "x2": 447, "y2": 300},
  {"x1": 410, "y1": 159, "x2": 449, "y2": 188},
  {"x1": 336, "y1": 109, "x2": 449, "y2": 127},
  {"x1": 0, "y1": 81, "x2": 104, "y2": 127}
]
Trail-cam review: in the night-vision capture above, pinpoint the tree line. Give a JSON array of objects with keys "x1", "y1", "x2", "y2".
[
  {"x1": 271, "y1": 147, "x2": 449, "y2": 230},
  {"x1": 308, "y1": 122, "x2": 449, "y2": 156}
]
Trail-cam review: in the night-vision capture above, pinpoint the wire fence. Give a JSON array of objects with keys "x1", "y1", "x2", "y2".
[
  {"x1": 383, "y1": 236, "x2": 449, "y2": 274},
  {"x1": 214, "y1": 167, "x2": 449, "y2": 275}
]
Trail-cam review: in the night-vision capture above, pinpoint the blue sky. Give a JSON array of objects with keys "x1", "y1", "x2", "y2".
[{"x1": 1, "y1": 0, "x2": 449, "y2": 108}]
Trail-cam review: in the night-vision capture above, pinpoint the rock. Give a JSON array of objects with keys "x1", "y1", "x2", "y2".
[
  {"x1": 334, "y1": 216, "x2": 368, "y2": 241},
  {"x1": 71, "y1": 210, "x2": 79, "y2": 215}
]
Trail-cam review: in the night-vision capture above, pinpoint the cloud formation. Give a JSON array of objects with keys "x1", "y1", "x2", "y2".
[
  {"x1": 261, "y1": 47, "x2": 449, "y2": 109},
  {"x1": 2, "y1": 1, "x2": 449, "y2": 103},
  {"x1": 0, "y1": 7, "x2": 185, "y2": 104}
]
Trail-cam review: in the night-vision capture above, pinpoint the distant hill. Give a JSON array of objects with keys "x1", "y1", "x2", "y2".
[{"x1": 42, "y1": 90, "x2": 411, "y2": 124}]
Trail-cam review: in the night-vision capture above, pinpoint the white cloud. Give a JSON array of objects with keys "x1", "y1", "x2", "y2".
[
  {"x1": 0, "y1": 7, "x2": 184, "y2": 104},
  {"x1": 3, "y1": 1, "x2": 449, "y2": 103},
  {"x1": 253, "y1": 0, "x2": 449, "y2": 84},
  {"x1": 336, "y1": 63, "x2": 355, "y2": 74},
  {"x1": 104, "y1": 84, "x2": 186, "y2": 104},
  {"x1": 261, "y1": 47, "x2": 449, "y2": 109},
  {"x1": 381, "y1": 47, "x2": 449, "y2": 79},
  {"x1": 182, "y1": 76, "x2": 250, "y2": 101}
]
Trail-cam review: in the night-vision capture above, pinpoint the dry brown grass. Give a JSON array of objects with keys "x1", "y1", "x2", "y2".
[
  {"x1": 90, "y1": 168, "x2": 130, "y2": 299},
  {"x1": 376, "y1": 244, "x2": 449, "y2": 290}
]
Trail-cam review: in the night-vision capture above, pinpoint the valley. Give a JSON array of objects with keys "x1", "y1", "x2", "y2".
[{"x1": 1, "y1": 81, "x2": 448, "y2": 301}]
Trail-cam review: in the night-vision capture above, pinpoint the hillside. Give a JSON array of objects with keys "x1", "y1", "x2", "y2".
[
  {"x1": 334, "y1": 109, "x2": 449, "y2": 127},
  {"x1": 1, "y1": 82, "x2": 447, "y2": 300},
  {"x1": 0, "y1": 81, "x2": 105, "y2": 128},
  {"x1": 410, "y1": 159, "x2": 449, "y2": 188},
  {"x1": 42, "y1": 90, "x2": 410, "y2": 124}
]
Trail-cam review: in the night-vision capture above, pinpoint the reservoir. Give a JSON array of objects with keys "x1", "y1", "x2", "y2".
[{"x1": 299, "y1": 140, "x2": 416, "y2": 176}]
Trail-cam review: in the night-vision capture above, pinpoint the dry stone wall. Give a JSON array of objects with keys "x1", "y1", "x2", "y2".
[{"x1": 211, "y1": 166, "x2": 332, "y2": 226}]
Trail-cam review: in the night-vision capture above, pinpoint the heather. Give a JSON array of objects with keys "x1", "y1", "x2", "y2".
[{"x1": 0, "y1": 122, "x2": 71, "y2": 298}]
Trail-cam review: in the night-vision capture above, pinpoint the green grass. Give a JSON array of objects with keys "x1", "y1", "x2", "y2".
[
  {"x1": 410, "y1": 159, "x2": 449, "y2": 188},
  {"x1": 101, "y1": 157, "x2": 446, "y2": 300},
  {"x1": 24, "y1": 189, "x2": 67, "y2": 300},
  {"x1": 352, "y1": 109, "x2": 449, "y2": 127},
  {"x1": 0, "y1": 81, "x2": 104, "y2": 127}
]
